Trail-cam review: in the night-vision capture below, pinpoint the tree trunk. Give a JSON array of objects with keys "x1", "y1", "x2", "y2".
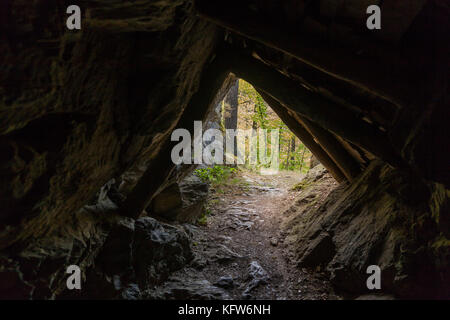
[
  {"x1": 285, "y1": 138, "x2": 292, "y2": 168},
  {"x1": 224, "y1": 80, "x2": 239, "y2": 130},
  {"x1": 299, "y1": 146, "x2": 306, "y2": 173},
  {"x1": 224, "y1": 80, "x2": 239, "y2": 158},
  {"x1": 290, "y1": 137, "x2": 296, "y2": 162}
]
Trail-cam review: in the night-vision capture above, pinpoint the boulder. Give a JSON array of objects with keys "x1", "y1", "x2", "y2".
[
  {"x1": 305, "y1": 164, "x2": 328, "y2": 182},
  {"x1": 133, "y1": 217, "x2": 193, "y2": 289},
  {"x1": 150, "y1": 174, "x2": 209, "y2": 223},
  {"x1": 242, "y1": 261, "x2": 270, "y2": 298},
  {"x1": 57, "y1": 216, "x2": 193, "y2": 299},
  {"x1": 297, "y1": 232, "x2": 335, "y2": 268}
]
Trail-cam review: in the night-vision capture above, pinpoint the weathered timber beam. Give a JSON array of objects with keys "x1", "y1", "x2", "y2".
[
  {"x1": 225, "y1": 49, "x2": 405, "y2": 169},
  {"x1": 121, "y1": 53, "x2": 231, "y2": 219},
  {"x1": 195, "y1": 0, "x2": 423, "y2": 107},
  {"x1": 253, "y1": 47, "x2": 400, "y2": 128},
  {"x1": 257, "y1": 89, "x2": 346, "y2": 182},
  {"x1": 298, "y1": 116, "x2": 362, "y2": 181}
]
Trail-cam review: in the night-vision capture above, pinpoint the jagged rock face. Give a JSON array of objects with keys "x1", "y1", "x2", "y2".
[
  {"x1": 283, "y1": 161, "x2": 449, "y2": 299},
  {"x1": 0, "y1": 209, "x2": 194, "y2": 299},
  {"x1": 57, "y1": 217, "x2": 192, "y2": 300},
  {"x1": 0, "y1": 0, "x2": 221, "y2": 246},
  {"x1": 0, "y1": 0, "x2": 222, "y2": 299},
  {"x1": 133, "y1": 217, "x2": 192, "y2": 288},
  {"x1": 0, "y1": 0, "x2": 448, "y2": 300}
]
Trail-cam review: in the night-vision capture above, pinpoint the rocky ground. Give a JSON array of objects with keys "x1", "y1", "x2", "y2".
[
  {"x1": 145, "y1": 168, "x2": 341, "y2": 300},
  {"x1": 6, "y1": 163, "x2": 441, "y2": 299}
]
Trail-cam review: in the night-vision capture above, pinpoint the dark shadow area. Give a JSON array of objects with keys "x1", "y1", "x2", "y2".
[{"x1": 0, "y1": 0, "x2": 448, "y2": 301}]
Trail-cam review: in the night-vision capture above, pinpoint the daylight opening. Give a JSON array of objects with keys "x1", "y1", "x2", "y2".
[{"x1": 179, "y1": 79, "x2": 339, "y2": 299}]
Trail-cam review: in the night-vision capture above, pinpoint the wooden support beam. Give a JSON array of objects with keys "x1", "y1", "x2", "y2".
[
  {"x1": 253, "y1": 48, "x2": 400, "y2": 128},
  {"x1": 298, "y1": 116, "x2": 362, "y2": 181},
  {"x1": 257, "y1": 89, "x2": 346, "y2": 182},
  {"x1": 225, "y1": 49, "x2": 406, "y2": 169},
  {"x1": 195, "y1": 0, "x2": 424, "y2": 107},
  {"x1": 335, "y1": 136, "x2": 373, "y2": 164},
  {"x1": 120, "y1": 53, "x2": 231, "y2": 218}
]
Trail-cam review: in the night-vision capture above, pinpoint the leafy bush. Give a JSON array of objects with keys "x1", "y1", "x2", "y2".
[
  {"x1": 197, "y1": 212, "x2": 208, "y2": 226},
  {"x1": 194, "y1": 166, "x2": 237, "y2": 184},
  {"x1": 197, "y1": 208, "x2": 212, "y2": 226}
]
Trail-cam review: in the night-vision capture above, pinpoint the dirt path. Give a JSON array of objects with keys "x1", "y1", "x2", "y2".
[{"x1": 149, "y1": 170, "x2": 339, "y2": 300}]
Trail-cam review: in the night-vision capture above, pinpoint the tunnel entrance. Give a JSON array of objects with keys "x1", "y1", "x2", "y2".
[
  {"x1": 1, "y1": 0, "x2": 448, "y2": 302},
  {"x1": 147, "y1": 80, "x2": 342, "y2": 300},
  {"x1": 232, "y1": 79, "x2": 313, "y2": 175}
]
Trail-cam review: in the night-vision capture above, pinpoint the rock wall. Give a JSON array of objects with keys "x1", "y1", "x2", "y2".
[
  {"x1": 0, "y1": 0, "x2": 223, "y2": 299},
  {"x1": 283, "y1": 161, "x2": 449, "y2": 299},
  {"x1": 0, "y1": 175, "x2": 195, "y2": 300},
  {"x1": 0, "y1": 0, "x2": 448, "y2": 300},
  {"x1": 0, "y1": 0, "x2": 221, "y2": 246}
]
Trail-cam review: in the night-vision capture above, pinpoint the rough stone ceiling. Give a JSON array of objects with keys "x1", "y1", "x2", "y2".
[{"x1": 0, "y1": 0, "x2": 448, "y2": 300}]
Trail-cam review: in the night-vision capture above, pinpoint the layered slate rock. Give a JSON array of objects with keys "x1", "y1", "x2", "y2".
[
  {"x1": 0, "y1": 0, "x2": 223, "y2": 299},
  {"x1": 0, "y1": 172, "x2": 194, "y2": 299},
  {"x1": 283, "y1": 160, "x2": 449, "y2": 299},
  {"x1": 58, "y1": 216, "x2": 192, "y2": 300},
  {"x1": 133, "y1": 217, "x2": 192, "y2": 288},
  {"x1": 0, "y1": 0, "x2": 221, "y2": 247}
]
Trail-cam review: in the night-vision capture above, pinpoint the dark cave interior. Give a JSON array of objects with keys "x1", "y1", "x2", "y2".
[{"x1": 0, "y1": 0, "x2": 448, "y2": 300}]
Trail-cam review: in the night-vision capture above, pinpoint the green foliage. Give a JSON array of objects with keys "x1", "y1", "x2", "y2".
[
  {"x1": 238, "y1": 80, "x2": 312, "y2": 172},
  {"x1": 194, "y1": 165, "x2": 237, "y2": 184},
  {"x1": 239, "y1": 80, "x2": 270, "y2": 129},
  {"x1": 197, "y1": 203, "x2": 214, "y2": 227},
  {"x1": 291, "y1": 179, "x2": 312, "y2": 191},
  {"x1": 197, "y1": 212, "x2": 208, "y2": 226},
  {"x1": 280, "y1": 143, "x2": 311, "y2": 173},
  {"x1": 252, "y1": 95, "x2": 269, "y2": 129}
]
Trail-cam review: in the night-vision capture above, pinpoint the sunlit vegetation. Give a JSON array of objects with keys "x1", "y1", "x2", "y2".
[
  {"x1": 194, "y1": 165, "x2": 237, "y2": 183},
  {"x1": 238, "y1": 80, "x2": 312, "y2": 173}
]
